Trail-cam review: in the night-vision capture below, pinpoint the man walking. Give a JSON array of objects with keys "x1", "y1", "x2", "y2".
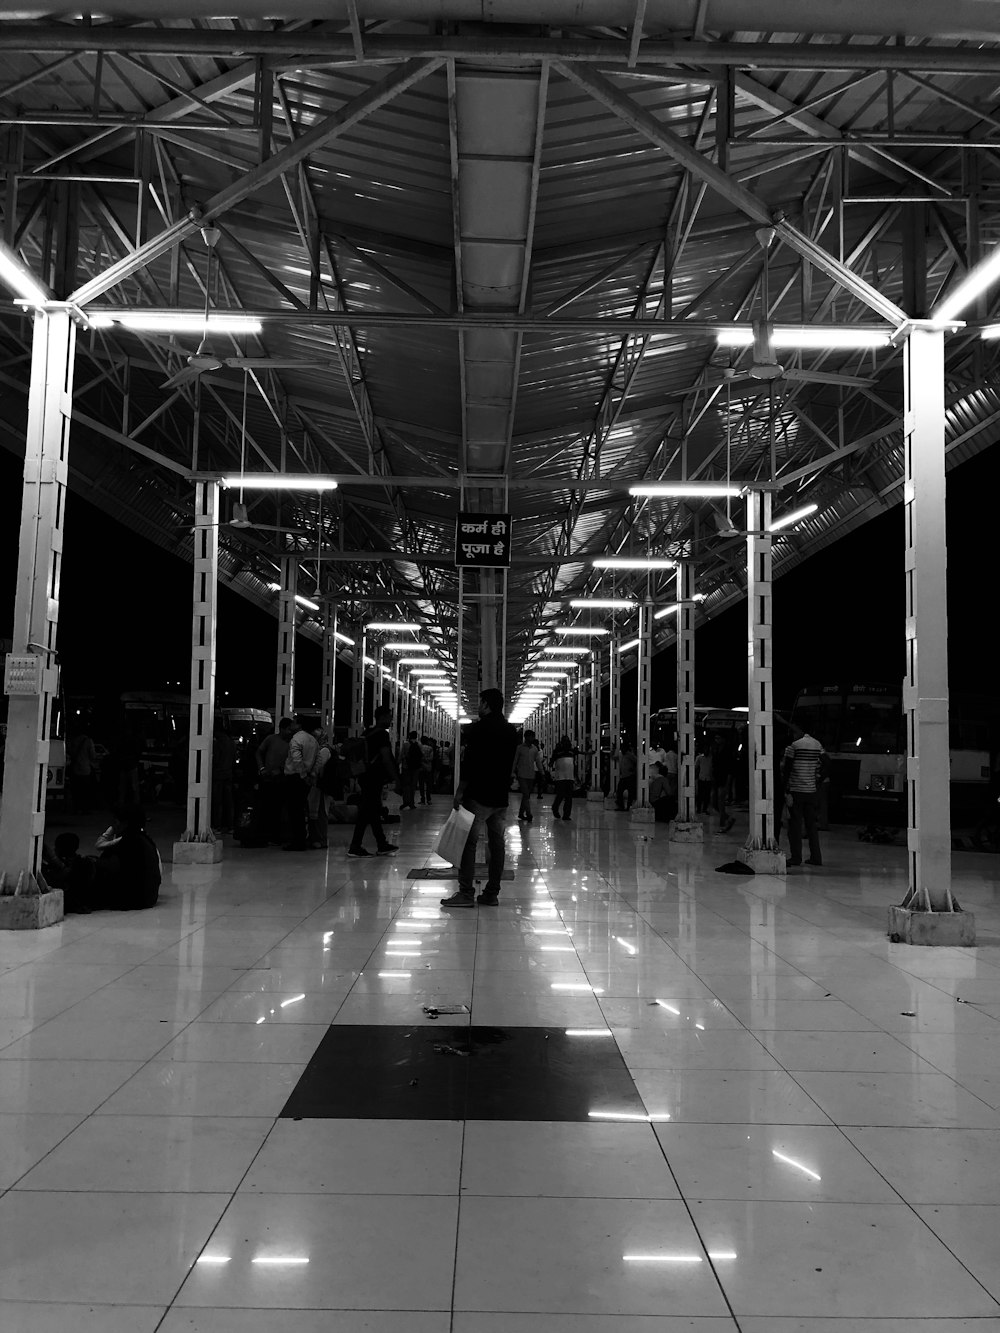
[
  {"x1": 348, "y1": 704, "x2": 400, "y2": 858},
  {"x1": 441, "y1": 688, "x2": 519, "y2": 908},
  {"x1": 512, "y1": 729, "x2": 542, "y2": 821},
  {"x1": 283, "y1": 716, "x2": 318, "y2": 850},
  {"x1": 782, "y1": 723, "x2": 829, "y2": 866}
]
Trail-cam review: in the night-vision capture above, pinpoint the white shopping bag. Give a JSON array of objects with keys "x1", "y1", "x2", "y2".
[{"x1": 433, "y1": 805, "x2": 475, "y2": 866}]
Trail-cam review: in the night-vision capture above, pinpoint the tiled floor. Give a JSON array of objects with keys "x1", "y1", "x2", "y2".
[{"x1": 1, "y1": 798, "x2": 1000, "y2": 1331}]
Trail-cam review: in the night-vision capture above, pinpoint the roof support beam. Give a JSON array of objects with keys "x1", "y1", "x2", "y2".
[
  {"x1": 558, "y1": 64, "x2": 908, "y2": 325},
  {"x1": 68, "y1": 58, "x2": 442, "y2": 306}
]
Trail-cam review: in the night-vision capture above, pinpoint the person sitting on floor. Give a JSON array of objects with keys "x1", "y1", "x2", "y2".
[
  {"x1": 94, "y1": 805, "x2": 161, "y2": 910},
  {"x1": 41, "y1": 833, "x2": 98, "y2": 913}
]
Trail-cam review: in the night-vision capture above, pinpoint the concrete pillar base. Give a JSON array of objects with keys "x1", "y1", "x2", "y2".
[
  {"x1": 743, "y1": 847, "x2": 786, "y2": 876},
  {"x1": 0, "y1": 887, "x2": 64, "y2": 930},
  {"x1": 887, "y1": 904, "x2": 976, "y2": 946},
  {"x1": 172, "y1": 839, "x2": 224, "y2": 866},
  {"x1": 668, "y1": 820, "x2": 704, "y2": 844},
  {"x1": 586, "y1": 790, "x2": 605, "y2": 803},
  {"x1": 629, "y1": 806, "x2": 655, "y2": 826},
  {"x1": 603, "y1": 797, "x2": 619, "y2": 812}
]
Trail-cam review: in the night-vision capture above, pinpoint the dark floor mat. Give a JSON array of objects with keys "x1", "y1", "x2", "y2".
[{"x1": 280, "y1": 1024, "x2": 645, "y2": 1121}]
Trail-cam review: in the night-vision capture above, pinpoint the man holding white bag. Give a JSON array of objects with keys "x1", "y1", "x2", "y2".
[{"x1": 440, "y1": 688, "x2": 519, "y2": 908}]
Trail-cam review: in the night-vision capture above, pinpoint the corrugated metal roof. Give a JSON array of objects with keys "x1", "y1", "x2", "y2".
[{"x1": 2, "y1": 9, "x2": 1000, "y2": 710}]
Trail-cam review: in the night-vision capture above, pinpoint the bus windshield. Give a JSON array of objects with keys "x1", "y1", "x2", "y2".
[
  {"x1": 791, "y1": 695, "x2": 842, "y2": 751},
  {"x1": 842, "y1": 693, "x2": 904, "y2": 754}
]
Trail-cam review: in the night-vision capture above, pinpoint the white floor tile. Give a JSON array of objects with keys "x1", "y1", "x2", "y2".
[
  {"x1": 16, "y1": 1115, "x2": 273, "y2": 1192},
  {"x1": 0, "y1": 1112, "x2": 84, "y2": 1189},
  {"x1": 631, "y1": 1069, "x2": 832, "y2": 1124},
  {"x1": 154, "y1": 1021, "x2": 326, "y2": 1063},
  {"x1": 174, "y1": 1193, "x2": 457, "y2": 1309},
  {"x1": 461, "y1": 1120, "x2": 681, "y2": 1199},
  {"x1": 160, "y1": 1314, "x2": 450, "y2": 1333},
  {"x1": 791, "y1": 1070, "x2": 1000, "y2": 1128},
  {"x1": 0, "y1": 1059, "x2": 144, "y2": 1114},
  {"x1": 654, "y1": 1122, "x2": 899, "y2": 1201},
  {"x1": 0, "y1": 1190, "x2": 229, "y2": 1304},
  {"x1": 0, "y1": 1015, "x2": 187, "y2": 1062},
  {"x1": 688, "y1": 1199, "x2": 999, "y2": 1317},
  {"x1": 844, "y1": 1126, "x2": 1000, "y2": 1203},
  {"x1": 0, "y1": 1303, "x2": 167, "y2": 1332},
  {"x1": 454, "y1": 1196, "x2": 729, "y2": 1316},
  {"x1": 241, "y1": 1118, "x2": 463, "y2": 1195},
  {"x1": 95, "y1": 1060, "x2": 304, "y2": 1117},
  {"x1": 913, "y1": 1205, "x2": 1000, "y2": 1301}
]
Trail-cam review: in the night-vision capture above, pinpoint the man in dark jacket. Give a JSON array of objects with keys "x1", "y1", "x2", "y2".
[{"x1": 441, "y1": 688, "x2": 519, "y2": 908}]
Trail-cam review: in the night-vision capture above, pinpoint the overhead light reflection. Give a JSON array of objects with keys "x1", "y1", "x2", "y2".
[{"x1": 771, "y1": 1149, "x2": 822, "y2": 1181}]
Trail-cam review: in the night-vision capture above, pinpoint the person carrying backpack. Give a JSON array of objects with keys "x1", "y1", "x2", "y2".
[{"x1": 347, "y1": 705, "x2": 400, "y2": 858}]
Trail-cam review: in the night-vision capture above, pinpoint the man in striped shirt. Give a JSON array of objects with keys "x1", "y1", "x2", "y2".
[{"x1": 782, "y1": 725, "x2": 828, "y2": 867}]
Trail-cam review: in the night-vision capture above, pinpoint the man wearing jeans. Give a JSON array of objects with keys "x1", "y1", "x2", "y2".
[
  {"x1": 782, "y1": 724, "x2": 829, "y2": 867},
  {"x1": 441, "y1": 688, "x2": 519, "y2": 908}
]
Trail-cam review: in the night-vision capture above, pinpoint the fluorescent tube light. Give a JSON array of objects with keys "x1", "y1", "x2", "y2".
[
  {"x1": 554, "y1": 627, "x2": 610, "y2": 636},
  {"x1": 295, "y1": 595, "x2": 320, "y2": 611},
  {"x1": 221, "y1": 474, "x2": 337, "y2": 490},
  {"x1": 569, "y1": 598, "x2": 637, "y2": 609},
  {"x1": 0, "y1": 244, "x2": 48, "y2": 305},
  {"x1": 89, "y1": 312, "x2": 262, "y2": 334},
  {"x1": 769, "y1": 502, "x2": 818, "y2": 532},
  {"x1": 592, "y1": 558, "x2": 676, "y2": 570},
  {"x1": 618, "y1": 638, "x2": 641, "y2": 652},
  {"x1": 334, "y1": 631, "x2": 354, "y2": 645},
  {"x1": 932, "y1": 245, "x2": 1000, "y2": 327},
  {"x1": 654, "y1": 604, "x2": 681, "y2": 620},
  {"x1": 381, "y1": 643, "x2": 428, "y2": 652},
  {"x1": 715, "y1": 324, "x2": 890, "y2": 348},
  {"x1": 365, "y1": 622, "x2": 421, "y2": 631},
  {"x1": 629, "y1": 483, "x2": 741, "y2": 498},
  {"x1": 541, "y1": 645, "x2": 589, "y2": 655},
  {"x1": 397, "y1": 658, "x2": 433, "y2": 666}
]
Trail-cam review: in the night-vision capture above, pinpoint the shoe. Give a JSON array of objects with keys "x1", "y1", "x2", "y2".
[
  {"x1": 347, "y1": 847, "x2": 371, "y2": 858},
  {"x1": 309, "y1": 840, "x2": 328, "y2": 849},
  {"x1": 805, "y1": 858, "x2": 823, "y2": 866},
  {"x1": 376, "y1": 843, "x2": 399, "y2": 856},
  {"x1": 786, "y1": 858, "x2": 801, "y2": 866},
  {"x1": 477, "y1": 891, "x2": 499, "y2": 906},
  {"x1": 440, "y1": 891, "x2": 475, "y2": 907}
]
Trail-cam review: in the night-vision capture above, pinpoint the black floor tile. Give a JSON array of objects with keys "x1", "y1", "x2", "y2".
[{"x1": 280, "y1": 1025, "x2": 645, "y2": 1122}]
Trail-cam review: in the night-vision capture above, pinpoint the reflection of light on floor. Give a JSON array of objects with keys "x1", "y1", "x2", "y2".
[
  {"x1": 196, "y1": 1255, "x2": 231, "y2": 1265},
  {"x1": 772, "y1": 1149, "x2": 822, "y2": 1180},
  {"x1": 565, "y1": 1028, "x2": 613, "y2": 1037},
  {"x1": 588, "y1": 1109, "x2": 670, "y2": 1122},
  {"x1": 251, "y1": 1255, "x2": 310, "y2": 1266},
  {"x1": 377, "y1": 971, "x2": 411, "y2": 978}
]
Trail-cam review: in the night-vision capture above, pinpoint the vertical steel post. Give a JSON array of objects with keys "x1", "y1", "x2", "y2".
[
  {"x1": 351, "y1": 629, "x2": 367, "y2": 734},
  {"x1": 0, "y1": 309, "x2": 75, "y2": 913},
  {"x1": 181, "y1": 478, "x2": 220, "y2": 843},
  {"x1": 606, "y1": 635, "x2": 621, "y2": 807},
  {"x1": 374, "y1": 640, "x2": 384, "y2": 713},
  {"x1": 320, "y1": 598, "x2": 338, "y2": 736},
  {"x1": 633, "y1": 599, "x2": 654, "y2": 813},
  {"x1": 590, "y1": 644, "x2": 603, "y2": 793},
  {"x1": 455, "y1": 566, "x2": 464, "y2": 790},
  {"x1": 274, "y1": 555, "x2": 296, "y2": 723},
  {"x1": 746, "y1": 489, "x2": 778, "y2": 857},
  {"x1": 676, "y1": 561, "x2": 697, "y2": 825},
  {"x1": 901, "y1": 328, "x2": 954, "y2": 914}
]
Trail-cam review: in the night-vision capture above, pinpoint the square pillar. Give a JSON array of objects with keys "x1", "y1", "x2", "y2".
[
  {"x1": 275, "y1": 554, "x2": 297, "y2": 723},
  {"x1": 892, "y1": 325, "x2": 971, "y2": 938},
  {"x1": 745, "y1": 490, "x2": 784, "y2": 874},
  {"x1": 605, "y1": 634, "x2": 621, "y2": 808},
  {"x1": 630, "y1": 600, "x2": 655, "y2": 825},
  {"x1": 174, "y1": 478, "x2": 222, "y2": 862},
  {"x1": 0, "y1": 308, "x2": 75, "y2": 925},
  {"x1": 671, "y1": 561, "x2": 703, "y2": 844},
  {"x1": 351, "y1": 628, "x2": 367, "y2": 735},
  {"x1": 320, "y1": 598, "x2": 338, "y2": 736}
]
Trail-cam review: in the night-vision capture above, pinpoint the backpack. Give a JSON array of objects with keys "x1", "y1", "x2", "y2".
[{"x1": 345, "y1": 734, "x2": 369, "y2": 778}]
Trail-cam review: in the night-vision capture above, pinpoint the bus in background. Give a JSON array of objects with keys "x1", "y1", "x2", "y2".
[{"x1": 790, "y1": 682, "x2": 997, "y2": 827}]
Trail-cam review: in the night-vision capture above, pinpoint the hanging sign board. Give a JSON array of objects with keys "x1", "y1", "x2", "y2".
[{"x1": 455, "y1": 512, "x2": 512, "y2": 567}]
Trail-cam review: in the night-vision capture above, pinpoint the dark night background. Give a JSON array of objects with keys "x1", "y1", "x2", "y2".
[{"x1": 1, "y1": 441, "x2": 997, "y2": 726}]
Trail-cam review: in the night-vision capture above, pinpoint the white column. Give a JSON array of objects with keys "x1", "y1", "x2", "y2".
[
  {"x1": 351, "y1": 629, "x2": 367, "y2": 734},
  {"x1": 274, "y1": 555, "x2": 296, "y2": 723},
  {"x1": 630, "y1": 600, "x2": 654, "y2": 822},
  {"x1": 745, "y1": 489, "x2": 782, "y2": 870},
  {"x1": 672, "y1": 560, "x2": 702, "y2": 840},
  {"x1": 605, "y1": 635, "x2": 621, "y2": 808},
  {"x1": 175, "y1": 478, "x2": 222, "y2": 861},
  {"x1": 0, "y1": 309, "x2": 75, "y2": 923},
  {"x1": 588, "y1": 644, "x2": 603, "y2": 801},
  {"x1": 900, "y1": 328, "x2": 956, "y2": 916},
  {"x1": 320, "y1": 598, "x2": 338, "y2": 736}
]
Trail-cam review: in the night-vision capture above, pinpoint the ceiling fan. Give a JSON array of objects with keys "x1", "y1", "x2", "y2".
[{"x1": 700, "y1": 228, "x2": 876, "y2": 392}]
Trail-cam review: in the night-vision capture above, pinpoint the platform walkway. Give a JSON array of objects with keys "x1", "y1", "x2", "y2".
[{"x1": 1, "y1": 800, "x2": 999, "y2": 1331}]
